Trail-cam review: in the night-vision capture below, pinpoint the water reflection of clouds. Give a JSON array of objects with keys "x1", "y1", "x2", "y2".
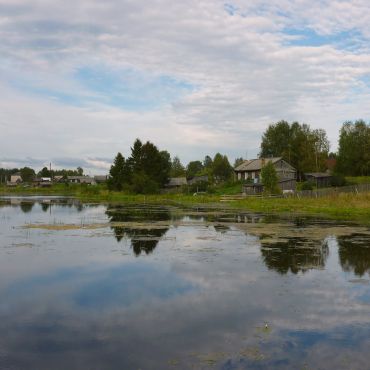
[{"x1": 2, "y1": 202, "x2": 370, "y2": 369}]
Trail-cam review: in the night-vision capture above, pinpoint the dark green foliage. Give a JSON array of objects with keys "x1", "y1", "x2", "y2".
[
  {"x1": 260, "y1": 120, "x2": 330, "y2": 178},
  {"x1": 203, "y1": 155, "x2": 213, "y2": 169},
  {"x1": 186, "y1": 161, "x2": 204, "y2": 179},
  {"x1": 109, "y1": 139, "x2": 171, "y2": 194},
  {"x1": 128, "y1": 139, "x2": 143, "y2": 174},
  {"x1": 108, "y1": 152, "x2": 128, "y2": 191},
  {"x1": 38, "y1": 167, "x2": 51, "y2": 177},
  {"x1": 77, "y1": 167, "x2": 84, "y2": 176},
  {"x1": 301, "y1": 181, "x2": 315, "y2": 191},
  {"x1": 188, "y1": 180, "x2": 209, "y2": 193},
  {"x1": 131, "y1": 172, "x2": 159, "y2": 194},
  {"x1": 0, "y1": 168, "x2": 19, "y2": 183},
  {"x1": 212, "y1": 153, "x2": 233, "y2": 182},
  {"x1": 330, "y1": 174, "x2": 346, "y2": 187},
  {"x1": 170, "y1": 156, "x2": 185, "y2": 177},
  {"x1": 234, "y1": 157, "x2": 244, "y2": 168},
  {"x1": 261, "y1": 161, "x2": 279, "y2": 194},
  {"x1": 336, "y1": 120, "x2": 370, "y2": 176},
  {"x1": 20, "y1": 167, "x2": 36, "y2": 182}
]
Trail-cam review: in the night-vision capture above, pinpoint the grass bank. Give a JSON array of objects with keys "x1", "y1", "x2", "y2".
[{"x1": 1, "y1": 184, "x2": 370, "y2": 222}]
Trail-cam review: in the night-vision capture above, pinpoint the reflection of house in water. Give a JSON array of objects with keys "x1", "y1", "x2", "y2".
[
  {"x1": 106, "y1": 205, "x2": 170, "y2": 256},
  {"x1": 338, "y1": 234, "x2": 370, "y2": 277},
  {"x1": 261, "y1": 238, "x2": 329, "y2": 274}
]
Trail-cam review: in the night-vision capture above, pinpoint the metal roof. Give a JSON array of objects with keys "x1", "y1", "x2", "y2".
[{"x1": 235, "y1": 157, "x2": 282, "y2": 172}]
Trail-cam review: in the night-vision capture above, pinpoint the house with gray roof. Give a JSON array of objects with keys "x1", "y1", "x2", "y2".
[{"x1": 234, "y1": 157, "x2": 297, "y2": 194}]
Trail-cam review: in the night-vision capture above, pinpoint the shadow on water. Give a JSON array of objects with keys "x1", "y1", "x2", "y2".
[
  {"x1": 106, "y1": 205, "x2": 170, "y2": 256},
  {"x1": 338, "y1": 234, "x2": 370, "y2": 277},
  {"x1": 260, "y1": 237, "x2": 329, "y2": 274}
]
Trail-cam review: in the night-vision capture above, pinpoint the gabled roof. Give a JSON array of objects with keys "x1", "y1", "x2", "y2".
[
  {"x1": 305, "y1": 172, "x2": 332, "y2": 178},
  {"x1": 235, "y1": 157, "x2": 282, "y2": 172},
  {"x1": 167, "y1": 177, "x2": 187, "y2": 186}
]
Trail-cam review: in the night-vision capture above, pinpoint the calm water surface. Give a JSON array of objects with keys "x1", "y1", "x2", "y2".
[{"x1": 1, "y1": 197, "x2": 370, "y2": 369}]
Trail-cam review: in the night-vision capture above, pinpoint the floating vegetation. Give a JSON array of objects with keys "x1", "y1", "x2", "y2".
[{"x1": 239, "y1": 346, "x2": 266, "y2": 361}]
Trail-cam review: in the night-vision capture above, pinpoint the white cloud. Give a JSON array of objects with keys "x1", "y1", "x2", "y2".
[{"x1": 1, "y1": 0, "x2": 370, "y2": 170}]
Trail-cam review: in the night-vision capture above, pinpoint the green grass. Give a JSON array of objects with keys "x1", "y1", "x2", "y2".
[
  {"x1": 1, "y1": 183, "x2": 370, "y2": 222},
  {"x1": 346, "y1": 176, "x2": 370, "y2": 184}
]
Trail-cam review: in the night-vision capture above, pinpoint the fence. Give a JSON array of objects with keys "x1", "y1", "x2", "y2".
[
  {"x1": 220, "y1": 183, "x2": 370, "y2": 201},
  {"x1": 293, "y1": 183, "x2": 370, "y2": 199}
]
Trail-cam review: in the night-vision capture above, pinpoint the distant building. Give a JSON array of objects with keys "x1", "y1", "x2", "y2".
[
  {"x1": 53, "y1": 176, "x2": 64, "y2": 183},
  {"x1": 187, "y1": 175, "x2": 209, "y2": 185},
  {"x1": 67, "y1": 176, "x2": 97, "y2": 185},
  {"x1": 7, "y1": 173, "x2": 23, "y2": 187},
  {"x1": 305, "y1": 173, "x2": 333, "y2": 188},
  {"x1": 10, "y1": 173, "x2": 22, "y2": 183},
  {"x1": 166, "y1": 177, "x2": 188, "y2": 188},
  {"x1": 33, "y1": 178, "x2": 52, "y2": 187},
  {"x1": 94, "y1": 175, "x2": 109, "y2": 184},
  {"x1": 234, "y1": 157, "x2": 297, "y2": 194}
]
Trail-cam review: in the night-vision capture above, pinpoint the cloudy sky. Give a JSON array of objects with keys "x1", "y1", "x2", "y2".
[{"x1": 1, "y1": 0, "x2": 370, "y2": 173}]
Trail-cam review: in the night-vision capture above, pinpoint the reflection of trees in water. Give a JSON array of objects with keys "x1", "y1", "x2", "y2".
[
  {"x1": 40, "y1": 202, "x2": 50, "y2": 212},
  {"x1": 214, "y1": 224, "x2": 230, "y2": 233},
  {"x1": 261, "y1": 237, "x2": 329, "y2": 274},
  {"x1": 106, "y1": 205, "x2": 170, "y2": 256},
  {"x1": 20, "y1": 202, "x2": 34, "y2": 213},
  {"x1": 338, "y1": 234, "x2": 370, "y2": 277}
]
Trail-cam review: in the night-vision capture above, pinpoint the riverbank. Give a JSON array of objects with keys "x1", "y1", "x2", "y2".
[{"x1": 1, "y1": 184, "x2": 370, "y2": 223}]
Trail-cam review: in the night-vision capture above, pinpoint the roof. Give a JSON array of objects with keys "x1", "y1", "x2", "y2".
[
  {"x1": 67, "y1": 176, "x2": 92, "y2": 180},
  {"x1": 167, "y1": 177, "x2": 188, "y2": 187},
  {"x1": 305, "y1": 172, "x2": 332, "y2": 178},
  {"x1": 235, "y1": 157, "x2": 282, "y2": 172},
  {"x1": 188, "y1": 175, "x2": 208, "y2": 185}
]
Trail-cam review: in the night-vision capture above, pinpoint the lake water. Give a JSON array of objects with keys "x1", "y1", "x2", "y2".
[{"x1": 1, "y1": 197, "x2": 370, "y2": 369}]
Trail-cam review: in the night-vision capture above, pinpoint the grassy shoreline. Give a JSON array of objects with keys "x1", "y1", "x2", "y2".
[{"x1": 1, "y1": 184, "x2": 370, "y2": 223}]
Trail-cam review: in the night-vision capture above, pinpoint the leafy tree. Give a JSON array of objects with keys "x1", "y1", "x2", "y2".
[
  {"x1": 186, "y1": 161, "x2": 203, "y2": 179},
  {"x1": 212, "y1": 153, "x2": 233, "y2": 181},
  {"x1": 0, "y1": 168, "x2": 19, "y2": 183},
  {"x1": 77, "y1": 167, "x2": 83, "y2": 176},
  {"x1": 234, "y1": 157, "x2": 244, "y2": 168},
  {"x1": 203, "y1": 155, "x2": 213, "y2": 169},
  {"x1": 108, "y1": 153, "x2": 128, "y2": 191},
  {"x1": 260, "y1": 120, "x2": 330, "y2": 178},
  {"x1": 170, "y1": 156, "x2": 185, "y2": 177},
  {"x1": 261, "y1": 161, "x2": 279, "y2": 194},
  {"x1": 20, "y1": 167, "x2": 35, "y2": 182},
  {"x1": 39, "y1": 167, "x2": 50, "y2": 177},
  {"x1": 336, "y1": 120, "x2": 370, "y2": 176}
]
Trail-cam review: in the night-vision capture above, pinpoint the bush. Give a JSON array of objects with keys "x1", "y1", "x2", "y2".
[
  {"x1": 300, "y1": 181, "x2": 315, "y2": 191},
  {"x1": 131, "y1": 173, "x2": 159, "y2": 194},
  {"x1": 330, "y1": 175, "x2": 346, "y2": 187},
  {"x1": 188, "y1": 180, "x2": 209, "y2": 193}
]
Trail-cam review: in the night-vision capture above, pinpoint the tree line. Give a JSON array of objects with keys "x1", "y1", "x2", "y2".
[
  {"x1": 0, "y1": 166, "x2": 84, "y2": 183},
  {"x1": 108, "y1": 139, "x2": 234, "y2": 193},
  {"x1": 259, "y1": 119, "x2": 370, "y2": 177},
  {"x1": 2, "y1": 119, "x2": 369, "y2": 189}
]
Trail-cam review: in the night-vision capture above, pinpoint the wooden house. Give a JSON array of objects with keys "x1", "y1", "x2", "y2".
[
  {"x1": 305, "y1": 173, "x2": 332, "y2": 188},
  {"x1": 234, "y1": 157, "x2": 297, "y2": 194}
]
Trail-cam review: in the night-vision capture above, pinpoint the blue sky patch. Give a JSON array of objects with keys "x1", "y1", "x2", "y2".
[
  {"x1": 74, "y1": 66, "x2": 194, "y2": 111},
  {"x1": 283, "y1": 27, "x2": 364, "y2": 51},
  {"x1": 7, "y1": 65, "x2": 194, "y2": 112}
]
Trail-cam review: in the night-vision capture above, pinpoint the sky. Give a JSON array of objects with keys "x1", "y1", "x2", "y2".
[{"x1": 1, "y1": 0, "x2": 370, "y2": 174}]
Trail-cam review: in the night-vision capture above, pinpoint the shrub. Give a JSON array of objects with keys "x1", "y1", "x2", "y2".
[{"x1": 301, "y1": 181, "x2": 315, "y2": 191}]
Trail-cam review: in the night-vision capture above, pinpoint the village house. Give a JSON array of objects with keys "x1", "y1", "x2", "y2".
[
  {"x1": 6, "y1": 173, "x2": 23, "y2": 187},
  {"x1": 304, "y1": 172, "x2": 333, "y2": 188},
  {"x1": 165, "y1": 177, "x2": 188, "y2": 189},
  {"x1": 234, "y1": 157, "x2": 297, "y2": 194},
  {"x1": 67, "y1": 176, "x2": 97, "y2": 185}
]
